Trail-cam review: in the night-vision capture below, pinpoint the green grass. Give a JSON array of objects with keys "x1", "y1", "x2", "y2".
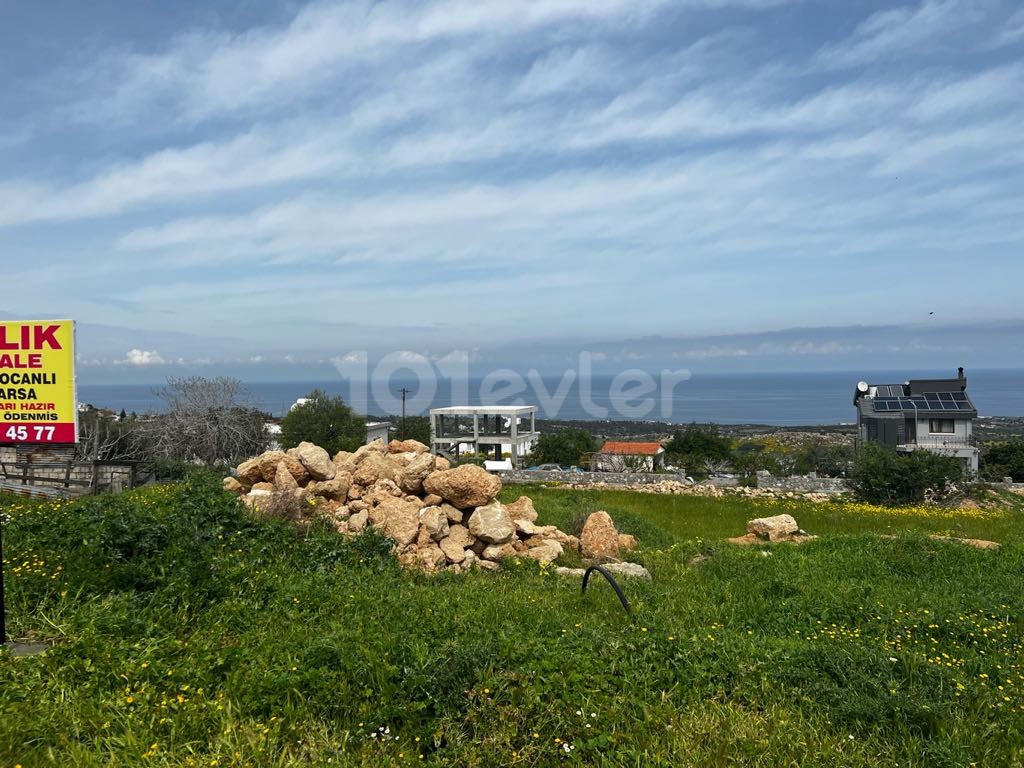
[{"x1": 1, "y1": 478, "x2": 1023, "y2": 766}]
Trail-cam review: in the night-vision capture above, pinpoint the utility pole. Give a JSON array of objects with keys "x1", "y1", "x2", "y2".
[{"x1": 399, "y1": 387, "x2": 409, "y2": 440}]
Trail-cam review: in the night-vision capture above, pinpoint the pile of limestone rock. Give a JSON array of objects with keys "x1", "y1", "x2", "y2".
[{"x1": 223, "y1": 438, "x2": 637, "y2": 573}]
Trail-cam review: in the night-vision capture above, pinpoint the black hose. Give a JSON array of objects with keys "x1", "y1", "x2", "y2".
[{"x1": 581, "y1": 564, "x2": 633, "y2": 616}]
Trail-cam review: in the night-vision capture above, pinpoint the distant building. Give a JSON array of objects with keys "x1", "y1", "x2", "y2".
[
  {"x1": 594, "y1": 441, "x2": 665, "y2": 472},
  {"x1": 366, "y1": 421, "x2": 392, "y2": 445},
  {"x1": 429, "y1": 405, "x2": 538, "y2": 467},
  {"x1": 853, "y1": 367, "x2": 979, "y2": 473}
]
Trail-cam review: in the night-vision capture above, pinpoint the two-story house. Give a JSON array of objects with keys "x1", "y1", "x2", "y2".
[{"x1": 853, "y1": 367, "x2": 979, "y2": 473}]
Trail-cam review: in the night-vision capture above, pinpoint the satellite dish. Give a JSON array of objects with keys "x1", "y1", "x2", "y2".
[{"x1": 857, "y1": 381, "x2": 869, "y2": 393}]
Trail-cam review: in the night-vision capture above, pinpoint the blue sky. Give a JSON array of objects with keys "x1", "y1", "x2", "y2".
[{"x1": 2, "y1": 0, "x2": 1023, "y2": 382}]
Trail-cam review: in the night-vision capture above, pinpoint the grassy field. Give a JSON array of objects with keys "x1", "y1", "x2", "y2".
[{"x1": 2, "y1": 477, "x2": 1023, "y2": 766}]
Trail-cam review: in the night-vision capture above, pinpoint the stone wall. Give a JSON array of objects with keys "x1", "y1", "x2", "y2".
[
  {"x1": 755, "y1": 470, "x2": 848, "y2": 493},
  {"x1": 498, "y1": 469, "x2": 689, "y2": 486}
]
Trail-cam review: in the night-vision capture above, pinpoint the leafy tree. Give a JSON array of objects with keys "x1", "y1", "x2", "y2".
[
  {"x1": 664, "y1": 423, "x2": 733, "y2": 477},
  {"x1": 280, "y1": 390, "x2": 366, "y2": 456},
  {"x1": 981, "y1": 439, "x2": 1024, "y2": 482},
  {"x1": 791, "y1": 440, "x2": 855, "y2": 477},
  {"x1": 848, "y1": 442, "x2": 963, "y2": 505},
  {"x1": 529, "y1": 429, "x2": 596, "y2": 467}
]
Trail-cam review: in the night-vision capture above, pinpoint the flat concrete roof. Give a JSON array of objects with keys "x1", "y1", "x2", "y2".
[{"x1": 430, "y1": 405, "x2": 537, "y2": 415}]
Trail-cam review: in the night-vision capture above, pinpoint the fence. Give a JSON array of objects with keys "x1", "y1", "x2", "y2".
[
  {"x1": 498, "y1": 469, "x2": 689, "y2": 486},
  {"x1": 0, "y1": 445, "x2": 137, "y2": 498}
]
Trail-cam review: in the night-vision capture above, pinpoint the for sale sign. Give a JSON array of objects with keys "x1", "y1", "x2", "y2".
[{"x1": 0, "y1": 320, "x2": 77, "y2": 443}]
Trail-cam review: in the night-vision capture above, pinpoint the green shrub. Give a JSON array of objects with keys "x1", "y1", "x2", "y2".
[
  {"x1": 982, "y1": 439, "x2": 1024, "y2": 482},
  {"x1": 848, "y1": 443, "x2": 963, "y2": 505},
  {"x1": 279, "y1": 389, "x2": 366, "y2": 455}
]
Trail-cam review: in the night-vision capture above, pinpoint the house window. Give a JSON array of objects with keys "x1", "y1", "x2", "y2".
[{"x1": 929, "y1": 419, "x2": 955, "y2": 434}]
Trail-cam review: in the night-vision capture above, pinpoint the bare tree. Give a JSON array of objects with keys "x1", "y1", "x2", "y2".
[
  {"x1": 702, "y1": 458, "x2": 732, "y2": 476},
  {"x1": 139, "y1": 376, "x2": 270, "y2": 465},
  {"x1": 74, "y1": 409, "x2": 141, "y2": 462}
]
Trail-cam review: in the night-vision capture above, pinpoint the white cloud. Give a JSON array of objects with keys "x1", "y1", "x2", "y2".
[
  {"x1": 121, "y1": 349, "x2": 166, "y2": 366},
  {"x1": 815, "y1": 0, "x2": 983, "y2": 69}
]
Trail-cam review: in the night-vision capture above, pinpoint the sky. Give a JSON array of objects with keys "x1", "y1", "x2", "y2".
[{"x1": 1, "y1": 0, "x2": 1023, "y2": 383}]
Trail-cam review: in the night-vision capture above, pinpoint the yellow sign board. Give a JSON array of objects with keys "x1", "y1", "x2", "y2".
[{"x1": 0, "y1": 319, "x2": 78, "y2": 444}]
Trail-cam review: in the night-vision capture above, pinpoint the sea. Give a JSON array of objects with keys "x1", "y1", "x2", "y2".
[{"x1": 77, "y1": 368, "x2": 1024, "y2": 427}]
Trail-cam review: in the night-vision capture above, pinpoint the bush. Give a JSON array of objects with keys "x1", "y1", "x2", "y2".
[
  {"x1": 280, "y1": 389, "x2": 367, "y2": 456},
  {"x1": 665, "y1": 423, "x2": 733, "y2": 478},
  {"x1": 528, "y1": 428, "x2": 596, "y2": 467},
  {"x1": 981, "y1": 439, "x2": 1024, "y2": 482},
  {"x1": 848, "y1": 443, "x2": 963, "y2": 505}
]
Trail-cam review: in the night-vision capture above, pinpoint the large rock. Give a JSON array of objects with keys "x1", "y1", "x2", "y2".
[
  {"x1": 307, "y1": 473, "x2": 352, "y2": 501},
  {"x1": 415, "y1": 543, "x2": 447, "y2": 571},
  {"x1": 580, "y1": 511, "x2": 621, "y2": 560},
  {"x1": 481, "y1": 542, "x2": 518, "y2": 561},
  {"x1": 440, "y1": 536, "x2": 469, "y2": 563},
  {"x1": 352, "y1": 452, "x2": 396, "y2": 487},
  {"x1": 295, "y1": 442, "x2": 336, "y2": 481},
  {"x1": 235, "y1": 458, "x2": 263, "y2": 486},
  {"x1": 257, "y1": 450, "x2": 287, "y2": 482},
  {"x1": 618, "y1": 533, "x2": 638, "y2": 552},
  {"x1": 274, "y1": 461, "x2": 299, "y2": 492},
  {"x1": 347, "y1": 510, "x2": 369, "y2": 532},
  {"x1": 505, "y1": 496, "x2": 538, "y2": 523},
  {"x1": 389, "y1": 439, "x2": 429, "y2": 454},
  {"x1": 351, "y1": 438, "x2": 386, "y2": 466},
  {"x1": 746, "y1": 514, "x2": 799, "y2": 542},
  {"x1": 420, "y1": 506, "x2": 450, "y2": 541},
  {"x1": 446, "y1": 523, "x2": 475, "y2": 549},
  {"x1": 379, "y1": 499, "x2": 422, "y2": 547},
  {"x1": 467, "y1": 500, "x2": 515, "y2": 544},
  {"x1": 434, "y1": 456, "x2": 451, "y2": 471},
  {"x1": 522, "y1": 539, "x2": 562, "y2": 563},
  {"x1": 282, "y1": 450, "x2": 312, "y2": 485},
  {"x1": 223, "y1": 476, "x2": 245, "y2": 494},
  {"x1": 398, "y1": 452, "x2": 437, "y2": 495},
  {"x1": 423, "y1": 465, "x2": 501, "y2": 509},
  {"x1": 602, "y1": 561, "x2": 652, "y2": 580}
]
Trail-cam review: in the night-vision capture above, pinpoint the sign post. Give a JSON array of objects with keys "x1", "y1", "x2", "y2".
[{"x1": 0, "y1": 319, "x2": 77, "y2": 647}]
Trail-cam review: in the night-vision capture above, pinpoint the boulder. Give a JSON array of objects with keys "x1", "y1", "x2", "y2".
[
  {"x1": 442, "y1": 504, "x2": 463, "y2": 524},
  {"x1": 389, "y1": 439, "x2": 430, "y2": 454},
  {"x1": 602, "y1": 562, "x2": 652, "y2": 580},
  {"x1": 580, "y1": 511, "x2": 620, "y2": 560},
  {"x1": 235, "y1": 458, "x2": 263, "y2": 486},
  {"x1": 398, "y1": 452, "x2": 437, "y2": 495},
  {"x1": 257, "y1": 450, "x2": 287, "y2": 482},
  {"x1": 274, "y1": 461, "x2": 299, "y2": 492},
  {"x1": 618, "y1": 533, "x2": 638, "y2": 552},
  {"x1": 514, "y1": 518, "x2": 538, "y2": 535},
  {"x1": 333, "y1": 451, "x2": 356, "y2": 473},
  {"x1": 223, "y1": 476, "x2": 245, "y2": 494},
  {"x1": 522, "y1": 539, "x2": 562, "y2": 563},
  {"x1": 416, "y1": 543, "x2": 447, "y2": 571},
  {"x1": 379, "y1": 498, "x2": 421, "y2": 546},
  {"x1": 423, "y1": 465, "x2": 502, "y2": 509},
  {"x1": 446, "y1": 523, "x2": 475, "y2": 550},
  {"x1": 282, "y1": 450, "x2": 312, "y2": 485},
  {"x1": 423, "y1": 493, "x2": 443, "y2": 507},
  {"x1": 351, "y1": 438, "x2": 386, "y2": 465},
  {"x1": 439, "y1": 537, "x2": 469, "y2": 563},
  {"x1": 434, "y1": 456, "x2": 451, "y2": 471},
  {"x1": 251, "y1": 482, "x2": 274, "y2": 493},
  {"x1": 746, "y1": 514, "x2": 799, "y2": 542},
  {"x1": 481, "y1": 542, "x2": 518, "y2": 561},
  {"x1": 347, "y1": 510, "x2": 369, "y2": 532},
  {"x1": 505, "y1": 496, "x2": 538, "y2": 523},
  {"x1": 467, "y1": 500, "x2": 515, "y2": 544},
  {"x1": 295, "y1": 442, "x2": 336, "y2": 481},
  {"x1": 352, "y1": 452, "x2": 396, "y2": 487},
  {"x1": 420, "y1": 506, "x2": 450, "y2": 541},
  {"x1": 307, "y1": 473, "x2": 352, "y2": 501}
]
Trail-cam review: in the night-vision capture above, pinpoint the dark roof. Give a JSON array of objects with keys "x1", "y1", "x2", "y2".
[{"x1": 854, "y1": 378, "x2": 976, "y2": 419}]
